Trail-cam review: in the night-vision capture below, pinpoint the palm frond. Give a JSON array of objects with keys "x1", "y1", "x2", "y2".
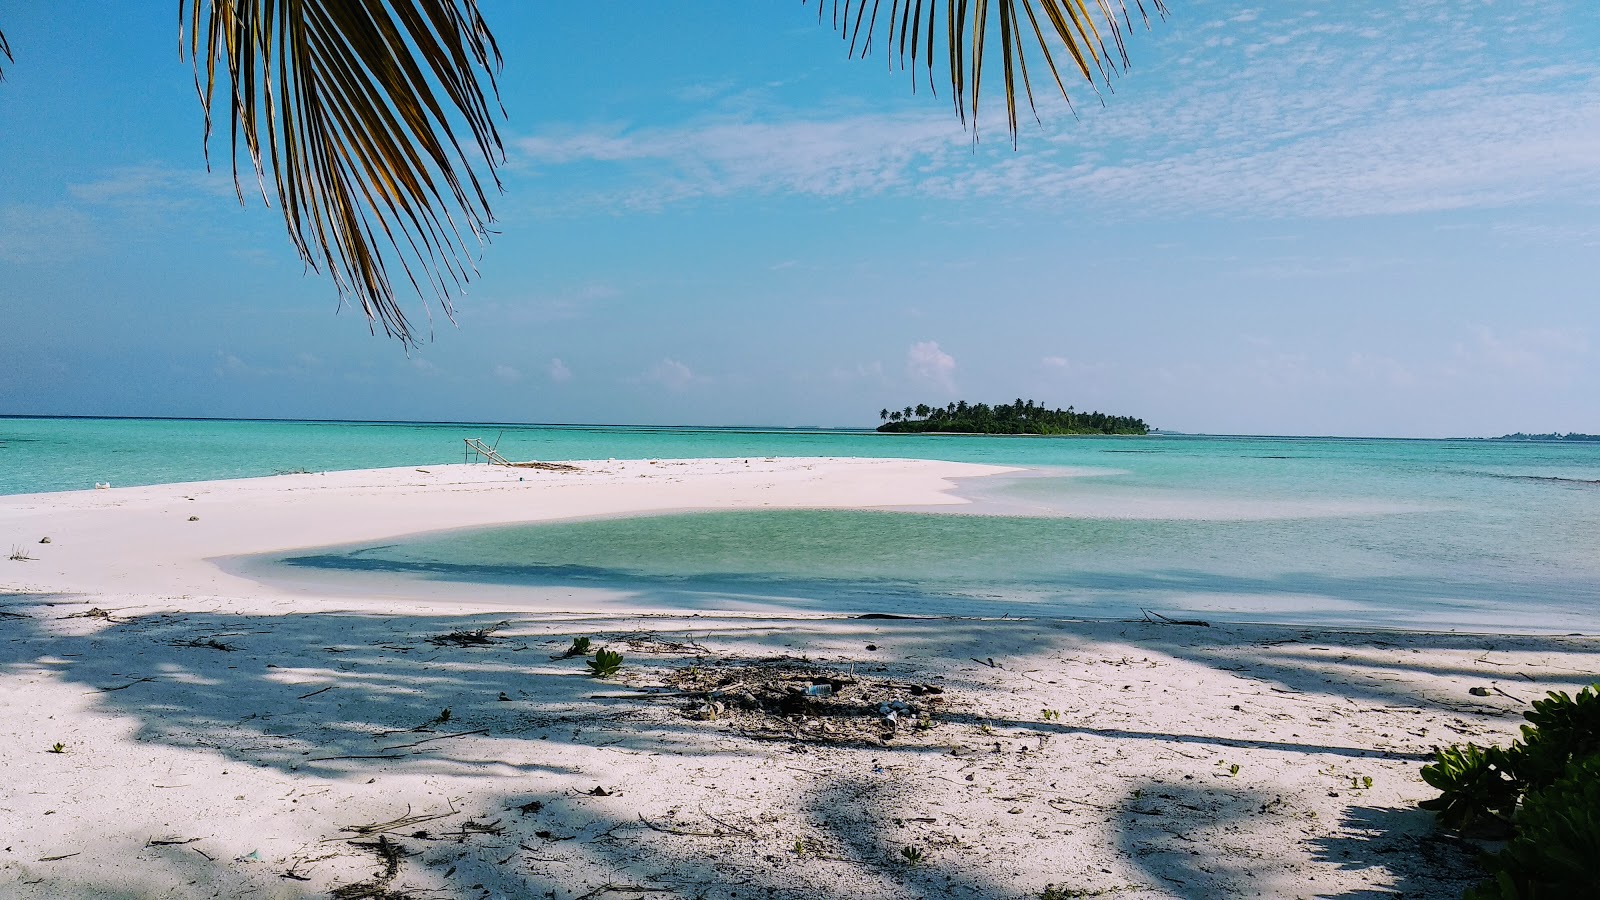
[
  {"x1": 0, "y1": 26, "x2": 12, "y2": 81},
  {"x1": 809, "y1": 0, "x2": 1166, "y2": 144},
  {"x1": 182, "y1": 0, "x2": 504, "y2": 345}
]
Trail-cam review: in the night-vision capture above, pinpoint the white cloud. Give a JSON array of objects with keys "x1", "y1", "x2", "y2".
[
  {"x1": 907, "y1": 341, "x2": 956, "y2": 390},
  {"x1": 547, "y1": 358, "x2": 572, "y2": 382},
  {"x1": 643, "y1": 357, "x2": 702, "y2": 390},
  {"x1": 493, "y1": 364, "x2": 521, "y2": 382},
  {"x1": 68, "y1": 163, "x2": 235, "y2": 212},
  {"x1": 1041, "y1": 355, "x2": 1070, "y2": 369}
]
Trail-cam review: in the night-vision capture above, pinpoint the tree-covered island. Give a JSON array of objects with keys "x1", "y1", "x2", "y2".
[{"x1": 876, "y1": 400, "x2": 1148, "y2": 435}]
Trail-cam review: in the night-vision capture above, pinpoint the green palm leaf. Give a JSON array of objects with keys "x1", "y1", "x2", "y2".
[
  {"x1": 182, "y1": 0, "x2": 505, "y2": 345},
  {"x1": 810, "y1": 0, "x2": 1166, "y2": 143}
]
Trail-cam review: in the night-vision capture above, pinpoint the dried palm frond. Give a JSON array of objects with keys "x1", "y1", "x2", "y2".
[
  {"x1": 809, "y1": 0, "x2": 1167, "y2": 144},
  {"x1": 182, "y1": 0, "x2": 505, "y2": 345}
]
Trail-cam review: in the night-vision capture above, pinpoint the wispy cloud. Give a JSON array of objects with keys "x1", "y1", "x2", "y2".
[
  {"x1": 68, "y1": 163, "x2": 236, "y2": 212},
  {"x1": 547, "y1": 358, "x2": 573, "y2": 383},
  {"x1": 510, "y1": 4, "x2": 1600, "y2": 220},
  {"x1": 515, "y1": 114, "x2": 960, "y2": 211}
]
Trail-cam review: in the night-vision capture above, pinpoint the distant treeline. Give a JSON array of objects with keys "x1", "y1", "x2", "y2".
[
  {"x1": 876, "y1": 400, "x2": 1148, "y2": 435},
  {"x1": 1490, "y1": 432, "x2": 1600, "y2": 442}
]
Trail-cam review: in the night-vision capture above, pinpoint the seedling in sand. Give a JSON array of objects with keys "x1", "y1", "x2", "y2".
[
  {"x1": 1040, "y1": 709, "x2": 1060, "y2": 721},
  {"x1": 47, "y1": 742, "x2": 65, "y2": 754},
  {"x1": 557, "y1": 636, "x2": 592, "y2": 659},
  {"x1": 1352, "y1": 775, "x2": 1372, "y2": 790},
  {"x1": 587, "y1": 649, "x2": 624, "y2": 678},
  {"x1": 899, "y1": 846, "x2": 924, "y2": 866}
]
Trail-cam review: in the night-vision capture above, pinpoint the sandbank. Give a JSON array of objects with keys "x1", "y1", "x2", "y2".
[{"x1": 1, "y1": 457, "x2": 1594, "y2": 899}]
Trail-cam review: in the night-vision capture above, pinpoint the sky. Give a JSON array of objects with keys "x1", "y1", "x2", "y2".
[{"x1": 2, "y1": 1, "x2": 1599, "y2": 437}]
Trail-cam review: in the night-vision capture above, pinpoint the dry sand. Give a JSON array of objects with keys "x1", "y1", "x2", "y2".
[{"x1": 1, "y1": 457, "x2": 1594, "y2": 899}]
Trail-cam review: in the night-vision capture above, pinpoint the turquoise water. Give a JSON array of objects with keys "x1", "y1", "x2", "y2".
[{"x1": 6, "y1": 417, "x2": 1599, "y2": 631}]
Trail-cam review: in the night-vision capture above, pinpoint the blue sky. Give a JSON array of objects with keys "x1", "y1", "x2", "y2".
[{"x1": 2, "y1": 1, "x2": 1599, "y2": 436}]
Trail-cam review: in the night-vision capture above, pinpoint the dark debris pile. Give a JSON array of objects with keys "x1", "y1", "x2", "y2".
[{"x1": 661, "y1": 662, "x2": 952, "y2": 745}]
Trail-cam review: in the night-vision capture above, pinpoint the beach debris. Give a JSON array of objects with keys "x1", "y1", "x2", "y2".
[
  {"x1": 331, "y1": 834, "x2": 409, "y2": 900},
  {"x1": 571, "y1": 883, "x2": 673, "y2": 900},
  {"x1": 38, "y1": 536, "x2": 49, "y2": 543},
  {"x1": 95, "y1": 675, "x2": 157, "y2": 692},
  {"x1": 1142, "y1": 609, "x2": 1212, "y2": 627},
  {"x1": 94, "y1": 482, "x2": 110, "y2": 490},
  {"x1": 866, "y1": 643, "x2": 878, "y2": 651},
  {"x1": 187, "y1": 515, "x2": 199, "y2": 521},
  {"x1": 664, "y1": 662, "x2": 949, "y2": 745},
  {"x1": 612, "y1": 631, "x2": 712, "y2": 655},
  {"x1": 7, "y1": 545, "x2": 32, "y2": 561},
  {"x1": 552, "y1": 636, "x2": 593, "y2": 659},
  {"x1": 169, "y1": 636, "x2": 237, "y2": 652},
  {"x1": 340, "y1": 805, "x2": 459, "y2": 838},
  {"x1": 427, "y1": 621, "x2": 508, "y2": 647},
  {"x1": 1469, "y1": 686, "x2": 1492, "y2": 697},
  {"x1": 64, "y1": 606, "x2": 117, "y2": 620},
  {"x1": 587, "y1": 648, "x2": 625, "y2": 678},
  {"x1": 508, "y1": 460, "x2": 580, "y2": 471}
]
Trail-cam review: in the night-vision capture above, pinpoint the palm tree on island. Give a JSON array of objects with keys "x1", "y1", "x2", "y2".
[
  {"x1": 876, "y1": 398, "x2": 1147, "y2": 435},
  {"x1": 0, "y1": 1, "x2": 1163, "y2": 344}
]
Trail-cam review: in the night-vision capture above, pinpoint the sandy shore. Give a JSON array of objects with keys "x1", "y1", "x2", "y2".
[{"x1": 1, "y1": 458, "x2": 1595, "y2": 899}]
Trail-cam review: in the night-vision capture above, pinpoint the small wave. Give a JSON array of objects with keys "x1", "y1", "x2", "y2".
[{"x1": 1475, "y1": 472, "x2": 1600, "y2": 486}]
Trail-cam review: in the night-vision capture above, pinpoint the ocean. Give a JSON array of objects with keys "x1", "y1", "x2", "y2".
[{"x1": 4, "y1": 416, "x2": 1598, "y2": 632}]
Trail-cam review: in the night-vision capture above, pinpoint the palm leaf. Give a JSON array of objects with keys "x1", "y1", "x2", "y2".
[
  {"x1": 182, "y1": 0, "x2": 504, "y2": 345},
  {"x1": 0, "y1": 27, "x2": 11, "y2": 81},
  {"x1": 809, "y1": 0, "x2": 1166, "y2": 143}
]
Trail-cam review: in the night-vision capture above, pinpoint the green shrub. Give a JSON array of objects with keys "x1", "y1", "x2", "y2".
[
  {"x1": 1422, "y1": 684, "x2": 1600, "y2": 897},
  {"x1": 1465, "y1": 754, "x2": 1600, "y2": 900},
  {"x1": 1419, "y1": 743, "x2": 1520, "y2": 834}
]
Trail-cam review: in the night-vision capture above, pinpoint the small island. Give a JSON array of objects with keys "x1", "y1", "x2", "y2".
[
  {"x1": 1488, "y1": 432, "x2": 1600, "y2": 442},
  {"x1": 876, "y1": 399, "x2": 1149, "y2": 435}
]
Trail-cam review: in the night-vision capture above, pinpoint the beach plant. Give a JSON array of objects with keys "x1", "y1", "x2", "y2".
[
  {"x1": 8, "y1": 545, "x2": 31, "y2": 561},
  {"x1": 587, "y1": 649, "x2": 624, "y2": 678},
  {"x1": 1464, "y1": 754, "x2": 1600, "y2": 900},
  {"x1": 1421, "y1": 684, "x2": 1600, "y2": 896},
  {"x1": 47, "y1": 742, "x2": 65, "y2": 753},
  {"x1": 560, "y1": 636, "x2": 592, "y2": 659},
  {"x1": 899, "y1": 845, "x2": 924, "y2": 866}
]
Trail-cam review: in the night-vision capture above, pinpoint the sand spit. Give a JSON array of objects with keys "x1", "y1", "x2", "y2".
[{"x1": 1, "y1": 458, "x2": 1595, "y2": 899}]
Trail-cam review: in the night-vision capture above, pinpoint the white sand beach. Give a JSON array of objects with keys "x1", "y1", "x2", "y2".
[{"x1": 2, "y1": 458, "x2": 1595, "y2": 899}]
